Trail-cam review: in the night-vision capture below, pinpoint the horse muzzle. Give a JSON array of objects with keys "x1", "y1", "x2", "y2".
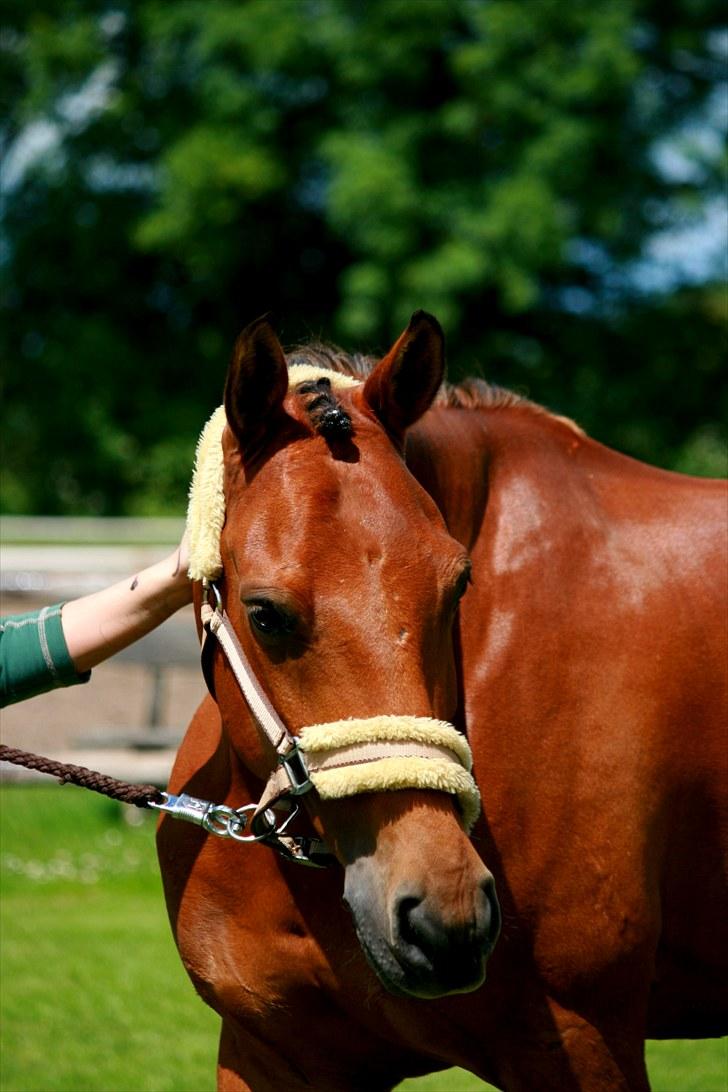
[
  {"x1": 344, "y1": 851, "x2": 500, "y2": 999},
  {"x1": 274, "y1": 715, "x2": 499, "y2": 997}
]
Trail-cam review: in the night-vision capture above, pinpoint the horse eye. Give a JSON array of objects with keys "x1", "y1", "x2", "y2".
[
  {"x1": 453, "y1": 566, "x2": 472, "y2": 605},
  {"x1": 247, "y1": 601, "x2": 294, "y2": 638}
]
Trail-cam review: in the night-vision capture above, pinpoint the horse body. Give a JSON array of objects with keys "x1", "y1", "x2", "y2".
[
  {"x1": 412, "y1": 401, "x2": 727, "y2": 1079},
  {"x1": 158, "y1": 316, "x2": 726, "y2": 1091}
]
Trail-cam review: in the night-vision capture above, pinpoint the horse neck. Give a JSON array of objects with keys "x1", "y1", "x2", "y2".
[
  {"x1": 405, "y1": 402, "x2": 583, "y2": 549},
  {"x1": 407, "y1": 400, "x2": 726, "y2": 567},
  {"x1": 406, "y1": 406, "x2": 493, "y2": 550}
]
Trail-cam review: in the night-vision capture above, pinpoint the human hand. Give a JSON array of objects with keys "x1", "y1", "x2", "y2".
[{"x1": 168, "y1": 530, "x2": 193, "y2": 606}]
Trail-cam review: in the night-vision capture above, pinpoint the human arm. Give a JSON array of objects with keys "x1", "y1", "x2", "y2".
[
  {"x1": 61, "y1": 540, "x2": 192, "y2": 674},
  {"x1": 0, "y1": 539, "x2": 192, "y2": 707}
]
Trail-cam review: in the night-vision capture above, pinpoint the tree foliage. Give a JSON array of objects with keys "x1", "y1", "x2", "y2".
[{"x1": 1, "y1": 0, "x2": 725, "y2": 513}]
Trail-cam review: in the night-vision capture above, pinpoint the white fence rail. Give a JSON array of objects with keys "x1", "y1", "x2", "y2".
[{"x1": 0, "y1": 516, "x2": 186, "y2": 598}]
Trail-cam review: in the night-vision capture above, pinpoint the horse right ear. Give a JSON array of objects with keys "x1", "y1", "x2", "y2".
[{"x1": 224, "y1": 314, "x2": 291, "y2": 462}]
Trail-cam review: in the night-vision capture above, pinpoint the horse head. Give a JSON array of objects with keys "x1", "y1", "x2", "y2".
[{"x1": 193, "y1": 311, "x2": 499, "y2": 998}]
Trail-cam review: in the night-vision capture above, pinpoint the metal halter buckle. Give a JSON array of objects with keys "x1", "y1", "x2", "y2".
[{"x1": 279, "y1": 741, "x2": 313, "y2": 796}]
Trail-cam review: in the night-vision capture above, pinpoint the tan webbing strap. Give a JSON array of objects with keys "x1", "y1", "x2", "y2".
[
  {"x1": 255, "y1": 736, "x2": 473, "y2": 819},
  {"x1": 305, "y1": 738, "x2": 463, "y2": 772},
  {"x1": 200, "y1": 601, "x2": 291, "y2": 754}
]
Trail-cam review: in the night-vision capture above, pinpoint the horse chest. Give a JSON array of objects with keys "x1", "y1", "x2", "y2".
[{"x1": 173, "y1": 843, "x2": 353, "y2": 1015}]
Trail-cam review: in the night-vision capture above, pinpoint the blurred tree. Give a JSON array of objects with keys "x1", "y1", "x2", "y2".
[{"x1": 1, "y1": 0, "x2": 725, "y2": 513}]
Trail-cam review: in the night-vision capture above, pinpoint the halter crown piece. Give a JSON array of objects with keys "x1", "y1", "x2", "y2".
[{"x1": 169, "y1": 365, "x2": 481, "y2": 865}]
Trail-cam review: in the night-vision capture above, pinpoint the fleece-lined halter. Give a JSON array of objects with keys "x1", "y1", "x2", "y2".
[{"x1": 168, "y1": 365, "x2": 480, "y2": 865}]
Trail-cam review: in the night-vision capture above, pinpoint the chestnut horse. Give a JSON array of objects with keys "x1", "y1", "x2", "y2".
[{"x1": 157, "y1": 312, "x2": 727, "y2": 1091}]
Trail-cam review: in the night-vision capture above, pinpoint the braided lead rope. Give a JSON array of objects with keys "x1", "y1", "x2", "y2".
[
  {"x1": 0, "y1": 743, "x2": 329, "y2": 863},
  {"x1": 0, "y1": 744, "x2": 163, "y2": 808}
]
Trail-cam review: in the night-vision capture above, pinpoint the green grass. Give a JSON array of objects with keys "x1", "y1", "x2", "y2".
[
  {"x1": 0, "y1": 787, "x2": 219, "y2": 1092},
  {"x1": 1, "y1": 787, "x2": 725, "y2": 1092}
]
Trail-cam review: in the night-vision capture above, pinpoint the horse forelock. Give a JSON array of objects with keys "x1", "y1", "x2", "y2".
[
  {"x1": 187, "y1": 360, "x2": 360, "y2": 581},
  {"x1": 286, "y1": 358, "x2": 357, "y2": 440}
]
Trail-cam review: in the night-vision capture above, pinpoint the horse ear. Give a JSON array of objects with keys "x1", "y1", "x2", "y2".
[
  {"x1": 362, "y1": 311, "x2": 445, "y2": 444},
  {"x1": 224, "y1": 314, "x2": 290, "y2": 460}
]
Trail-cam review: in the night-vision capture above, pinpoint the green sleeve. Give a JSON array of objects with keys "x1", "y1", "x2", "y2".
[{"x1": 0, "y1": 605, "x2": 91, "y2": 708}]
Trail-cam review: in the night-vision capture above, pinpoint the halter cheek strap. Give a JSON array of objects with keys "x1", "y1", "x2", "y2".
[{"x1": 200, "y1": 585, "x2": 291, "y2": 755}]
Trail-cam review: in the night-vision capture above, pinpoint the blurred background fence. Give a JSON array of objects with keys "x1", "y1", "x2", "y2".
[{"x1": 0, "y1": 516, "x2": 204, "y2": 782}]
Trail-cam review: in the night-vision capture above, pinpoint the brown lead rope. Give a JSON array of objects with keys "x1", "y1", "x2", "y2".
[
  {"x1": 0, "y1": 744, "x2": 163, "y2": 808},
  {"x1": 0, "y1": 742, "x2": 330, "y2": 865}
]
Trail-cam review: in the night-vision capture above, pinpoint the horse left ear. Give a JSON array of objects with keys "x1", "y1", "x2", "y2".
[
  {"x1": 362, "y1": 311, "x2": 445, "y2": 444},
  {"x1": 224, "y1": 313, "x2": 291, "y2": 462}
]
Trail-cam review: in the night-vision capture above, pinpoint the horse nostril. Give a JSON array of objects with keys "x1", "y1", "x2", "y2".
[
  {"x1": 396, "y1": 895, "x2": 428, "y2": 952},
  {"x1": 395, "y1": 885, "x2": 499, "y2": 961},
  {"x1": 392, "y1": 886, "x2": 495, "y2": 994}
]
